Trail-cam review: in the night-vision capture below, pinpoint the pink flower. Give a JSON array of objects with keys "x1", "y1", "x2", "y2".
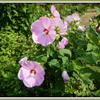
[
  {"x1": 58, "y1": 37, "x2": 68, "y2": 49},
  {"x1": 78, "y1": 26, "x2": 86, "y2": 31},
  {"x1": 53, "y1": 18, "x2": 67, "y2": 35},
  {"x1": 18, "y1": 57, "x2": 45, "y2": 88},
  {"x1": 50, "y1": 5, "x2": 60, "y2": 18},
  {"x1": 65, "y1": 13, "x2": 80, "y2": 24},
  {"x1": 62, "y1": 71, "x2": 70, "y2": 82},
  {"x1": 31, "y1": 17, "x2": 56, "y2": 46}
]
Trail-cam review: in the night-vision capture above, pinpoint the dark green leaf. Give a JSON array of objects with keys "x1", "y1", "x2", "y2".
[
  {"x1": 77, "y1": 54, "x2": 95, "y2": 64},
  {"x1": 80, "y1": 66, "x2": 100, "y2": 80},
  {"x1": 86, "y1": 32, "x2": 98, "y2": 46},
  {"x1": 92, "y1": 89, "x2": 100, "y2": 96}
]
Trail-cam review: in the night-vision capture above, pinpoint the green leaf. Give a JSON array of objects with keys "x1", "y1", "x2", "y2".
[
  {"x1": 95, "y1": 7, "x2": 100, "y2": 15},
  {"x1": 86, "y1": 33, "x2": 98, "y2": 46},
  {"x1": 92, "y1": 89, "x2": 100, "y2": 96},
  {"x1": 93, "y1": 15, "x2": 100, "y2": 21},
  {"x1": 35, "y1": 55, "x2": 47, "y2": 65},
  {"x1": 59, "y1": 49, "x2": 72, "y2": 58},
  {"x1": 89, "y1": 26, "x2": 99, "y2": 36},
  {"x1": 80, "y1": 66, "x2": 100, "y2": 80},
  {"x1": 62, "y1": 57, "x2": 68, "y2": 65},
  {"x1": 77, "y1": 54, "x2": 95, "y2": 64},
  {"x1": 23, "y1": 7, "x2": 26, "y2": 13},
  {"x1": 86, "y1": 43, "x2": 93, "y2": 51},
  {"x1": 92, "y1": 49, "x2": 100, "y2": 63},
  {"x1": 72, "y1": 61, "x2": 82, "y2": 70},
  {"x1": 49, "y1": 59, "x2": 59, "y2": 67}
]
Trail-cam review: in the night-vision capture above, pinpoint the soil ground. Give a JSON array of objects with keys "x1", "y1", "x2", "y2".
[{"x1": 81, "y1": 9, "x2": 98, "y2": 25}]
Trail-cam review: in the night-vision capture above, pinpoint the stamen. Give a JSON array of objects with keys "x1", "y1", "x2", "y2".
[
  {"x1": 43, "y1": 29, "x2": 49, "y2": 35},
  {"x1": 30, "y1": 69, "x2": 36, "y2": 76}
]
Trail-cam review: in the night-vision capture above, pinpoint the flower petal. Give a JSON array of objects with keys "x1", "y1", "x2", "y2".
[
  {"x1": 50, "y1": 5, "x2": 60, "y2": 18},
  {"x1": 23, "y1": 77, "x2": 36, "y2": 88},
  {"x1": 37, "y1": 30, "x2": 56, "y2": 46},
  {"x1": 18, "y1": 67, "x2": 30, "y2": 80},
  {"x1": 19, "y1": 57, "x2": 28, "y2": 66},
  {"x1": 33, "y1": 62, "x2": 45, "y2": 76},
  {"x1": 65, "y1": 15, "x2": 73, "y2": 23},
  {"x1": 51, "y1": 5, "x2": 56, "y2": 15},
  {"x1": 71, "y1": 13, "x2": 80, "y2": 21},
  {"x1": 34, "y1": 74, "x2": 44, "y2": 86},
  {"x1": 31, "y1": 20, "x2": 43, "y2": 34},
  {"x1": 58, "y1": 37, "x2": 68, "y2": 49},
  {"x1": 39, "y1": 17, "x2": 52, "y2": 29},
  {"x1": 53, "y1": 18, "x2": 63, "y2": 27}
]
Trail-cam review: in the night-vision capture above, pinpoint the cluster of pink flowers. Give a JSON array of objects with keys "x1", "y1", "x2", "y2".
[
  {"x1": 65, "y1": 12, "x2": 86, "y2": 31},
  {"x1": 31, "y1": 5, "x2": 68, "y2": 48},
  {"x1": 31, "y1": 5, "x2": 85, "y2": 48},
  {"x1": 18, "y1": 5, "x2": 86, "y2": 88}
]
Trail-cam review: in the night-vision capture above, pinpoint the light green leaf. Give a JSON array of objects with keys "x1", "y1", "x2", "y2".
[
  {"x1": 95, "y1": 7, "x2": 100, "y2": 15},
  {"x1": 59, "y1": 49, "x2": 72, "y2": 58},
  {"x1": 86, "y1": 43, "x2": 93, "y2": 51},
  {"x1": 49, "y1": 59, "x2": 59, "y2": 67},
  {"x1": 62, "y1": 57, "x2": 68, "y2": 64}
]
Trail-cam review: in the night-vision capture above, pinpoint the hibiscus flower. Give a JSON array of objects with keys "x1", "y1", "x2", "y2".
[
  {"x1": 18, "y1": 57, "x2": 45, "y2": 88},
  {"x1": 31, "y1": 17, "x2": 56, "y2": 46}
]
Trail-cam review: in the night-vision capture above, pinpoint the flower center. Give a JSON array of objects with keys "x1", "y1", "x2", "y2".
[
  {"x1": 43, "y1": 29, "x2": 49, "y2": 35},
  {"x1": 30, "y1": 69, "x2": 36, "y2": 76}
]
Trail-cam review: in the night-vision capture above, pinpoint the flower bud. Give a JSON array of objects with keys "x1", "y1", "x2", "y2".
[
  {"x1": 78, "y1": 26, "x2": 86, "y2": 32},
  {"x1": 62, "y1": 71, "x2": 70, "y2": 82},
  {"x1": 55, "y1": 26, "x2": 60, "y2": 32},
  {"x1": 89, "y1": 18, "x2": 92, "y2": 22},
  {"x1": 50, "y1": 16, "x2": 54, "y2": 19},
  {"x1": 56, "y1": 34, "x2": 60, "y2": 40}
]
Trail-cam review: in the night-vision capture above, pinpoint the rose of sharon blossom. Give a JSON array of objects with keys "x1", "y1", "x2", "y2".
[
  {"x1": 58, "y1": 37, "x2": 68, "y2": 49},
  {"x1": 78, "y1": 26, "x2": 86, "y2": 32},
  {"x1": 62, "y1": 71, "x2": 70, "y2": 82},
  {"x1": 53, "y1": 18, "x2": 68, "y2": 35},
  {"x1": 18, "y1": 57, "x2": 45, "y2": 88},
  {"x1": 65, "y1": 13, "x2": 80, "y2": 23},
  {"x1": 31, "y1": 17, "x2": 56, "y2": 46},
  {"x1": 50, "y1": 5, "x2": 60, "y2": 18}
]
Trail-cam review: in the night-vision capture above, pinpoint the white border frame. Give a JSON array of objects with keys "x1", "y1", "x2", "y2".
[
  {"x1": 0, "y1": 97, "x2": 100, "y2": 99},
  {"x1": 0, "y1": 1, "x2": 100, "y2": 3}
]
